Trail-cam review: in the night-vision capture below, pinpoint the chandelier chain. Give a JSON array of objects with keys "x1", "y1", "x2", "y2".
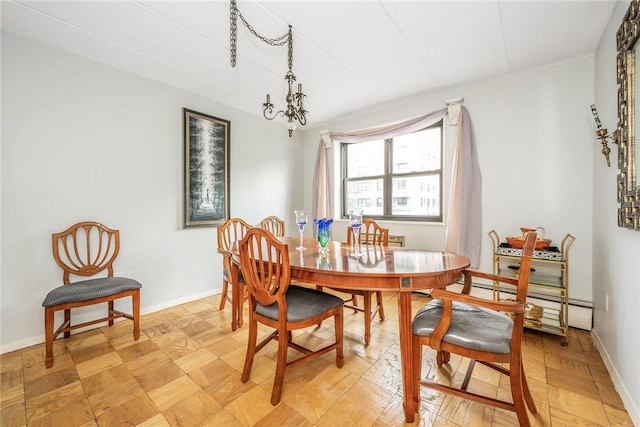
[
  {"x1": 230, "y1": 1, "x2": 237, "y2": 66},
  {"x1": 230, "y1": 0, "x2": 290, "y2": 68},
  {"x1": 287, "y1": 26, "x2": 293, "y2": 71}
]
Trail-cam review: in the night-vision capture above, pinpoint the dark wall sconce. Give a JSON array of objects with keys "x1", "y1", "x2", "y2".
[{"x1": 591, "y1": 104, "x2": 618, "y2": 167}]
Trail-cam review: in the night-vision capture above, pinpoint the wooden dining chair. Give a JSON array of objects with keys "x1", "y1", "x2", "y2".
[
  {"x1": 412, "y1": 232, "x2": 538, "y2": 426},
  {"x1": 239, "y1": 227, "x2": 344, "y2": 405},
  {"x1": 42, "y1": 221, "x2": 142, "y2": 368},
  {"x1": 259, "y1": 215, "x2": 285, "y2": 237},
  {"x1": 217, "y1": 218, "x2": 252, "y2": 327},
  {"x1": 342, "y1": 218, "x2": 389, "y2": 344}
]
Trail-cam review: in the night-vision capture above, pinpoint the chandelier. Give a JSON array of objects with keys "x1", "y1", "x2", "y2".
[{"x1": 230, "y1": 0, "x2": 308, "y2": 137}]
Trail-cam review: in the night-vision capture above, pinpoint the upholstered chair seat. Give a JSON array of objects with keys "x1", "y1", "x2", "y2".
[
  {"x1": 412, "y1": 299, "x2": 513, "y2": 354},
  {"x1": 43, "y1": 277, "x2": 141, "y2": 307},
  {"x1": 256, "y1": 285, "x2": 344, "y2": 322}
]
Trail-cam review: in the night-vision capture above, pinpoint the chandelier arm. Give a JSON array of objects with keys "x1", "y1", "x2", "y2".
[
  {"x1": 294, "y1": 110, "x2": 308, "y2": 126},
  {"x1": 263, "y1": 109, "x2": 287, "y2": 121}
]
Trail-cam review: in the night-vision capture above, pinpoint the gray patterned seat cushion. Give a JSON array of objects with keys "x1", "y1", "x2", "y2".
[
  {"x1": 412, "y1": 299, "x2": 513, "y2": 354},
  {"x1": 42, "y1": 277, "x2": 142, "y2": 307},
  {"x1": 256, "y1": 285, "x2": 344, "y2": 322}
]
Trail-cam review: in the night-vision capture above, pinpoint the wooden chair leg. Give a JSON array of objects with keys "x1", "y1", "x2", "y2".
[
  {"x1": 108, "y1": 300, "x2": 115, "y2": 326},
  {"x1": 349, "y1": 294, "x2": 359, "y2": 313},
  {"x1": 436, "y1": 350, "x2": 450, "y2": 366},
  {"x1": 335, "y1": 310, "x2": 344, "y2": 368},
  {"x1": 412, "y1": 336, "x2": 423, "y2": 409},
  {"x1": 521, "y1": 360, "x2": 537, "y2": 413},
  {"x1": 511, "y1": 357, "x2": 531, "y2": 427},
  {"x1": 44, "y1": 307, "x2": 55, "y2": 368},
  {"x1": 133, "y1": 291, "x2": 140, "y2": 340},
  {"x1": 241, "y1": 317, "x2": 258, "y2": 383},
  {"x1": 271, "y1": 329, "x2": 289, "y2": 405},
  {"x1": 237, "y1": 282, "x2": 244, "y2": 328},
  {"x1": 363, "y1": 292, "x2": 372, "y2": 345},
  {"x1": 219, "y1": 278, "x2": 229, "y2": 310},
  {"x1": 376, "y1": 291, "x2": 385, "y2": 320},
  {"x1": 315, "y1": 286, "x2": 326, "y2": 327},
  {"x1": 63, "y1": 309, "x2": 71, "y2": 338}
]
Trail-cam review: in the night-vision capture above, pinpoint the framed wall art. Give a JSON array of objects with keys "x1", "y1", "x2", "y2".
[{"x1": 183, "y1": 108, "x2": 230, "y2": 228}]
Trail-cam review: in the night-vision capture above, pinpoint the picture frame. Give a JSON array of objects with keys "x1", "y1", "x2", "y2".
[{"x1": 183, "y1": 108, "x2": 230, "y2": 228}]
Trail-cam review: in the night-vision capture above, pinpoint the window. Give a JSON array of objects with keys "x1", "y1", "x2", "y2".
[
  {"x1": 341, "y1": 123, "x2": 443, "y2": 221},
  {"x1": 357, "y1": 182, "x2": 371, "y2": 191}
]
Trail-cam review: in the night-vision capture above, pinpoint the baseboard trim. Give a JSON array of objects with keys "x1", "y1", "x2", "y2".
[
  {"x1": 592, "y1": 329, "x2": 640, "y2": 426},
  {"x1": 0, "y1": 289, "x2": 220, "y2": 355},
  {"x1": 142, "y1": 289, "x2": 218, "y2": 316}
]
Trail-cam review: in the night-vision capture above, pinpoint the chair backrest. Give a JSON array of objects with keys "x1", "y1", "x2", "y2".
[
  {"x1": 347, "y1": 218, "x2": 389, "y2": 246},
  {"x1": 514, "y1": 231, "x2": 536, "y2": 304},
  {"x1": 239, "y1": 227, "x2": 291, "y2": 309},
  {"x1": 504, "y1": 231, "x2": 536, "y2": 336},
  {"x1": 52, "y1": 221, "x2": 120, "y2": 284},
  {"x1": 217, "y1": 217, "x2": 252, "y2": 251},
  {"x1": 259, "y1": 216, "x2": 285, "y2": 237}
]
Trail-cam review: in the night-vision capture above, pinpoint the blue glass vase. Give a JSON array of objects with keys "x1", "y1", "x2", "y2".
[{"x1": 314, "y1": 218, "x2": 333, "y2": 255}]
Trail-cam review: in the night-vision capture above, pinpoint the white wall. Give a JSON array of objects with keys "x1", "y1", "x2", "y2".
[
  {"x1": 593, "y1": 2, "x2": 640, "y2": 424},
  {"x1": 0, "y1": 32, "x2": 304, "y2": 352},
  {"x1": 304, "y1": 57, "x2": 595, "y2": 305}
]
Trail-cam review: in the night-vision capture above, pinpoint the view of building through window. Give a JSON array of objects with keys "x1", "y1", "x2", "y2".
[{"x1": 342, "y1": 124, "x2": 442, "y2": 221}]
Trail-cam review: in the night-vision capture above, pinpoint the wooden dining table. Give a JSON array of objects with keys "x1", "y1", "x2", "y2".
[{"x1": 219, "y1": 236, "x2": 470, "y2": 423}]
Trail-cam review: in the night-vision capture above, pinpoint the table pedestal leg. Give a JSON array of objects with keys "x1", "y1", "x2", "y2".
[{"x1": 398, "y1": 291, "x2": 416, "y2": 423}]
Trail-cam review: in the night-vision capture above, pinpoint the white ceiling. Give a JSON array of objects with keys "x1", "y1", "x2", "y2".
[{"x1": 1, "y1": 0, "x2": 617, "y2": 128}]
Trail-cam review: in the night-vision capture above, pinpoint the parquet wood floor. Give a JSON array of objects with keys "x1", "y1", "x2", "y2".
[{"x1": 1, "y1": 291, "x2": 634, "y2": 426}]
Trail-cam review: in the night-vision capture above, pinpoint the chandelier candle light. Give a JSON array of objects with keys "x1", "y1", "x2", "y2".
[{"x1": 230, "y1": 0, "x2": 308, "y2": 137}]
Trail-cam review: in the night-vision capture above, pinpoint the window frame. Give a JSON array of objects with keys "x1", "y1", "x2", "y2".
[{"x1": 340, "y1": 122, "x2": 444, "y2": 222}]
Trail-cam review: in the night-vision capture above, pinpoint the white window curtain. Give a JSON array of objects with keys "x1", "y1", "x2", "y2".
[{"x1": 312, "y1": 106, "x2": 482, "y2": 267}]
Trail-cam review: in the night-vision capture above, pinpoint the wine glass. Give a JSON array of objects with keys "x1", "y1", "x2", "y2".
[
  {"x1": 294, "y1": 210, "x2": 308, "y2": 250},
  {"x1": 349, "y1": 210, "x2": 363, "y2": 258}
]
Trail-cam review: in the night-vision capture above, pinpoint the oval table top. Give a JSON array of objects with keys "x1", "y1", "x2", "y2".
[{"x1": 277, "y1": 237, "x2": 469, "y2": 292}]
